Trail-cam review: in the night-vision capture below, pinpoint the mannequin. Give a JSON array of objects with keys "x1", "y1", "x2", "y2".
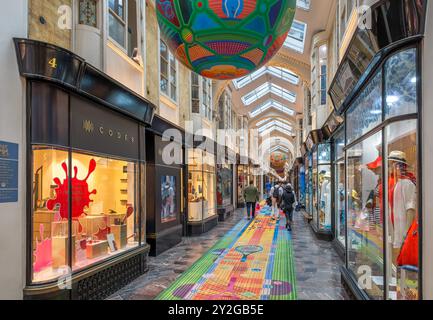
[
  {"x1": 388, "y1": 151, "x2": 416, "y2": 258},
  {"x1": 320, "y1": 172, "x2": 331, "y2": 229}
]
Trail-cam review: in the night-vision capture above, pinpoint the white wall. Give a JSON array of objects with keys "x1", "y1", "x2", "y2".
[
  {"x1": 422, "y1": 0, "x2": 433, "y2": 300},
  {"x1": 0, "y1": 0, "x2": 27, "y2": 299}
]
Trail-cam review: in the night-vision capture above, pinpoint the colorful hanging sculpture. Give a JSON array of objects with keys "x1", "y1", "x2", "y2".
[
  {"x1": 156, "y1": 0, "x2": 297, "y2": 80},
  {"x1": 270, "y1": 152, "x2": 287, "y2": 169}
]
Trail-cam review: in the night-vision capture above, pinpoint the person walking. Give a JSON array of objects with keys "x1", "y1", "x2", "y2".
[
  {"x1": 269, "y1": 182, "x2": 282, "y2": 221},
  {"x1": 244, "y1": 180, "x2": 260, "y2": 220},
  {"x1": 281, "y1": 183, "x2": 296, "y2": 231}
]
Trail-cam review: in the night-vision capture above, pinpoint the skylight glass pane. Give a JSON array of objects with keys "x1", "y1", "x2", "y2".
[
  {"x1": 260, "y1": 126, "x2": 292, "y2": 137},
  {"x1": 256, "y1": 118, "x2": 272, "y2": 127},
  {"x1": 233, "y1": 67, "x2": 299, "y2": 89},
  {"x1": 284, "y1": 20, "x2": 307, "y2": 53},
  {"x1": 297, "y1": 0, "x2": 310, "y2": 10},
  {"x1": 270, "y1": 146, "x2": 289, "y2": 153},
  {"x1": 249, "y1": 99, "x2": 296, "y2": 118},
  {"x1": 241, "y1": 83, "x2": 296, "y2": 105},
  {"x1": 258, "y1": 120, "x2": 292, "y2": 133},
  {"x1": 268, "y1": 67, "x2": 300, "y2": 85}
]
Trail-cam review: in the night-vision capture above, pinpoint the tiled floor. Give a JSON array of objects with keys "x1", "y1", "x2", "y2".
[
  {"x1": 108, "y1": 210, "x2": 245, "y2": 300},
  {"x1": 292, "y1": 210, "x2": 350, "y2": 300},
  {"x1": 109, "y1": 207, "x2": 351, "y2": 300}
]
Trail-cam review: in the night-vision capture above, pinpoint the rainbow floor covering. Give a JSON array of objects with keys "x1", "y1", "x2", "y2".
[{"x1": 157, "y1": 207, "x2": 297, "y2": 300}]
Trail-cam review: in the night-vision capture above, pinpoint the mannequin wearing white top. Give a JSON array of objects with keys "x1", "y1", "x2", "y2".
[{"x1": 320, "y1": 177, "x2": 332, "y2": 229}]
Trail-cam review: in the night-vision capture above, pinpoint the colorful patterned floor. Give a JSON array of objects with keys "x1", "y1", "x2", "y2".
[{"x1": 156, "y1": 206, "x2": 297, "y2": 300}]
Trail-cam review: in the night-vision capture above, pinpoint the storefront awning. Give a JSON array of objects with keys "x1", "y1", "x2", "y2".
[
  {"x1": 14, "y1": 38, "x2": 156, "y2": 126},
  {"x1": 328, "y1": 0, "x2": 426, "y2": 115}
]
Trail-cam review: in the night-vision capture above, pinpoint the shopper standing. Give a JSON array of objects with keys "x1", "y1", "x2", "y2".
[
  {"x1": 282, "y1": 184, "x2": 296, "y2": 231},
  {"x1": 244, "y1": 180, "x2": 260, "y2": 220},
  {"x1": 270, "y1": 182, "x2": 281, "y2": 221}
]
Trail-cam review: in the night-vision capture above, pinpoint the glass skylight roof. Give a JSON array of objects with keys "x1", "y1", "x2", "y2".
[
  {"x1": 284, "y1": 20, "x2": 307, "y2": 53},
  {"x1": 260, "y1": 126, "x2": 293, "y2": 137},
  {"x1": 241, "y1": 83, "x2": 296, "y2": 105},
  {"x1": 297, "y1": 0, "x2": 311, "y2": 10},
  {"x1": 233, "y1": 66, "x2": 299, "y2": 89},
  {"x1": 270, "y1": 146, "x2": 290, "y2": 153},
  {"x1": 255, "y1": 117, "x2": 291, "y2": 128},
  {"x1": 249, "y1": 99, "x2": 296, "y2": 118},
  {"x1": 258, "y1": 120, "x2": 292, "y2": 134}
]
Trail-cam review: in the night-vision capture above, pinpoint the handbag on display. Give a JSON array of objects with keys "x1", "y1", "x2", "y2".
[{"x1": 397, "y1": 220, "x2": 419, "y2": 267}]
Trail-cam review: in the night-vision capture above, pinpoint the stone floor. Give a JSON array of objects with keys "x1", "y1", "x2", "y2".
[
  {"x1": 292, "y1": 210, "x2": 350, "y2": 300},
  {"x1": 109, "y1": 208, "x2": 351, "y2": 300}
]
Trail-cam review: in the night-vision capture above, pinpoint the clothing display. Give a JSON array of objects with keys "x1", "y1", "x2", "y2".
[
  {"x1": 320, "y1": 178, "x2": 331, "y2": 229},
  {"x1": 392, "y1": 177, "x2": 417, "y2": 248}
]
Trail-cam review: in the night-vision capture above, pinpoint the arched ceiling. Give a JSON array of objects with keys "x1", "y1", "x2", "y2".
[{"x1": 218, "y1": 0, "x2": 336, "y2": 165}]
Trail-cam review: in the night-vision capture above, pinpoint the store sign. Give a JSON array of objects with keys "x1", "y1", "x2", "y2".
[
  {"x1": 70, "y1": 96, "x2": 140, "y2": 160},
  {"x1": 0, "y1": 141, "x2": 19, "y2": 203}
]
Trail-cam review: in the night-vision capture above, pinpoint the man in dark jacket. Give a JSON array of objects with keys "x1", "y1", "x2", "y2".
[{"x1": 281, "y1": 184, "x2": 296, "y2": 231}]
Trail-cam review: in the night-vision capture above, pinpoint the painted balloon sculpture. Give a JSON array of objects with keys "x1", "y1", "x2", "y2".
[
  {"x1": 156, "y1": 0, "x2": 297, "y2": 80},
  {"x1": 270, "y1": 152, "x2": 288, "y2": 168}
]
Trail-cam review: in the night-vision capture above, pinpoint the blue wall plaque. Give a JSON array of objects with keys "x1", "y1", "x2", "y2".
[{"x1": 0, "y1": 141, "x2": 19, "y2": 203}]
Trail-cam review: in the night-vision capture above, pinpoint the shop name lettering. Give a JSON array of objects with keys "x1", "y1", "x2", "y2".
[{"x1": 82, "y1": 120, "x2": 135, "y2": 144}]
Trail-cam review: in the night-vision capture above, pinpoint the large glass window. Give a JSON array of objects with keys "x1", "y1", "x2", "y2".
[
  {"x1": 347, "y1": 132, "x2": 384, "y2": 300},
  {"x1": 217, "y1": 164, "x2": 233, "y2": 207},
  {"x1": 343, "y1": 46, "x2": 420, "y2": 300},
  {"x1": 191, "y1": 73, "x2": 200, "y2": 114},
  {"x1": 312, "y1": 151, "x2": 318, "y2": 225},
  {"x1": 284, "y1": 20, "x2": 307, "y2": 53},
  {"x1": 160, "y1": 40, "x2": 177, "y2": 102},
  {"x1": 237, "y1": 165, "x2": 248, "y2": 205},
  {"x1": 385, "y1": 48, "x2": 417, "y2": 118},
  {"x1": 188, "y1": 149, "x2": 203, "y2": 222},
  {"x1": 334, "y1": 129, "x2": 346, "y2": 246},
  {"x1": 203, "y1": 153, "x2": 217, "y2": 220},
  {"x1": 347, "y1": 70, "x2": 382, "y2": 144},
  {"x1": 32, "y1": 147, "x2": 139, "y2": 283},
  {"x1": 109, "y1": 0, "x2": 138, "y2": 58},
  {"x1": 187, "y1": 150, "x2": 217, "y2": 221},
  {"x1": 317, "y1": 144, "x2": 331, "y2": 231},
  {"x1": 386, "y1": 120, "x2": 418, "y2": 300}
]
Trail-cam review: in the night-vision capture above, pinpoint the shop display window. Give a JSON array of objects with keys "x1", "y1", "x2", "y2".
[
  {"x1": 160, "y1": 175, "x2": 177, "y2": 223},
  {"x1": 335, "y1": 159, "x2": 345, "y2": 244},
  {"x1": 203, "y1": 153, "x2": 217, "y2": 220},
  {"x1": 217, "y1": 164, "x2": 233, "y2": 207},
  {"x1": 347, "y1": 132, "x2": 384, "y2": 300},
  {"x1": 334, "y1": 129, "x2": 346, "y2": 246},
  {"x1": 237, "y1": 165, "x2": 247, "y2": 204},
  {"x1": 385, "y1": 48, "x2": 417, "y2": 119},
  {"x1": 317, "y1": 144, "x2": 331, "y2": 231},
  {"x1": 385, "y1": 120, "x2": 418, "y2": 300},
  {"x1": 346, "y1": 70, "x2": 382, "y2": 145},
  {"x1": 187, "y1": 149, "x2": 217, "y2": 222},
  {"x1": 32, "y1": 147, "x2": 139, "y2": 283},
  {"x1": 305, "y1": 154, "x2": 313, "y2": 217},
  {"x1": 312, "y1": 151, "x2": 318, "y2": 225}
]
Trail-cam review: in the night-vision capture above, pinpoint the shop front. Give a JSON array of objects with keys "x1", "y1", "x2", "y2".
[
  {"x1": 187, "y1": 147, "x2": 218, "y2": 235},
  {"x1": 14, "y1": 39, "x2": 155, "y2": 299},
  {"x1": 332, "y1": 126, "x2": 346, "y2": 258},
  {"x1": 320, "y1": 112, "x2": 344, "y2": 246},
  {"x1": 145, "y1": 116, "x2": 184, "y2": 256},
  {"x1": 216, "y1": 148, "x2": 236, "y2": 221},
  {"x1": 310, "y1": 142, "x2": 333, "y2": 241},
  {"x1": 328, "y1": 0, "x2": 426, "y2": 300},
  {"x1": 236, "y1": 158, "x2": 248, "y2": 208},
  {"x1": 303, "y1": 129, "x2": 324, "y2": 224}
]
